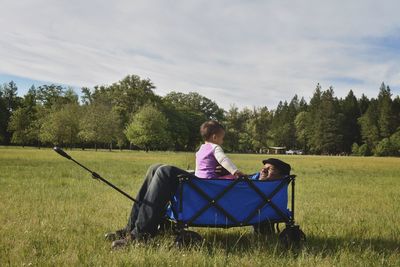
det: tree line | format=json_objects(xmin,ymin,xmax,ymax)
[{"xmin": 1, "ymin": 74, "xmax": 399, "ymax": 156}]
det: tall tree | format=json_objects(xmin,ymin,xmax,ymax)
[
  {"xmin": 223, "ymin": 105, "xmax": 252, "ymax": 152},
  {"xmin": 160, "ymin": 101, "xmax": 204, "ymax": 151},
  {"xmin": 1, "ymin": 81, "xmax": 22, "ymax": 144},
  {"xmin": 358, "ymin": 99, "xmax": 379, "ymax": 150},
  {"xmin": 377, "ymin": 82, "xmax": 394, "ymax": 139},
  {"xmin": 294, "ymin": 111, "xmax": 311, "ymax": 153},
  {"xmin": 125, "ymin": 105, "xmax": 171, "ymax": 151},
  {"xmin": 247, "ymin": 106, "xmax": 272, "ymax": 153},
  {"xmin": 81, "ymin": 87, "xmax": 93, "ymax": 105},
  {"xmin": 163, "ymin": 91, "xmax": 224, "ymax": 121},
  {"xmin": 78, "ymin": 103, "xmax": 122, "ymax": 151},
  {"xmin": 393, "ymin": 96, "xmax": 400, "ymax": 131},
  {"xmin": 36, "ymin": 84, "xmax": 65, "ymax": 108},
  {"xmin": 0, "ymin": 88, "xmax": 7, "ymax": 143},
  {"xmin": 358, "ymin": 94, "xmax": 370, "ymax": 115},
  {"xmin": 7, "ymin": 107, "xmax": 33, "ymax": 146},
  {"xmin": 270, "ymin": 96, "xmax": 299, "ymax": 149},
  {"xmin": 340, "ymin": 90, "xmax": 361, "ymax": 152},
  {"xmin": 39, "ymin": 103, "xmax": 81, "ymax": 147},
  {"xmin": 101, "ymin": 75, "xmax": 159, "ymax": 127},
  {"xmin": 309, "ymin": 87, "xmax": 343, "ymax": 154},
  {"xmin": 7, "ymin": 85, "xmax": 38, "ymax": 146}
]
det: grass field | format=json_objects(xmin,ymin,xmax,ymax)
[{"xmin": 0, "ymin": 147, "xmax": 399, "ymax": 266}]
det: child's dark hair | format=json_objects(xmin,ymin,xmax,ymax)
[{"xmin": 200, "ymin": 120, "xmax": 225, "ymax": 140}]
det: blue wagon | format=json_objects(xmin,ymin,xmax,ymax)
[{"xmin": 165, "ymin": 173, "xmax": 305, "ymax": 248}]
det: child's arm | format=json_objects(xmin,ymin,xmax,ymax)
[{"xmin": 213, "ymin": 145, "xmax": 242, "ymax": 176}]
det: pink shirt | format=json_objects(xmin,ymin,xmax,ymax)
[{"xmin": 195, "ymin": 143, "xmax": 238, "ymax": 179}]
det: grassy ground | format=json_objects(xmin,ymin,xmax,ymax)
[{"xmin": 0, "ymin": 147, "xmax": 399, "ymax": 266}]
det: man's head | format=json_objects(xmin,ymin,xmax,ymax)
[{"xmin": 260, "ymin": 158, "xmax": 291, "ymax": 180}]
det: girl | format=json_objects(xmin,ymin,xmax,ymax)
[{"xmin": 195, "ymin": 120, "xmax": 244, "ymax": 179}]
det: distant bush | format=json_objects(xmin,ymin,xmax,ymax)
[
  {"xmin": 358, "ymin": 144, "xmax": 371, "ymax": 156},
  {"xmin": 374, "ymin": 132, "xmax": 400, "ymax": 156},
  {"xmin": 374, "ymin": 138, "xmax": 393, "ymax": 156},
  {"xmin": 351, "ymin": 143, "xmax": 360, "ymax": 155}
]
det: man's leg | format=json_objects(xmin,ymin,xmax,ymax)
[
  {"xmin": 132, "ymin": 165, "xmax": 189, "ymax": 237},
  {"xmin": 112, "ymin": 165, "xmax": 189, "ymax": 248},
  {"xmin": 105, "ymin": 164, "xmax": 163, "ymax": 241},
  {"xmin": 125, "ymin": 164, "xmax": 163, "ymax": 232}
]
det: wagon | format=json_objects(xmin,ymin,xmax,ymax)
[{"xmin": 165, "ymin": 173, "xmax": 306, "ymax": 248}]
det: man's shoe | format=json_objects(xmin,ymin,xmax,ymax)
[
  {"xmin": 105, "ymin": 229, "xmax": 127, "ymax": 241},
  {"xmin": 111, "ymin": 238, "xmax": 130, "ymax": 249},
  {"xmin": 111, "ymin": 233, "xmax": 135, "ymax": 249}
]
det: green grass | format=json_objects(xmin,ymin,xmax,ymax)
[{"xmin": 0, "ymin": 147, "xmax": 399, "ymax": 266}]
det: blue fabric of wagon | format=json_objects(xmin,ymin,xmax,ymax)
[{"xmin": 167, "ymin": 177, "xmax": 291, "ymax": 226}]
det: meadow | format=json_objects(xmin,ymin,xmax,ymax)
[{"xmin": 0, "ymin": 147, "xmax": 399, "ymax": 266}]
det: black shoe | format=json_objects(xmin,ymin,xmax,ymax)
[
  {"xmin": 105, "ymin": 229, "xmax": 127, "ymax": 241},
  {"xmin": 111, "ymin": 233, "xmax": 135, "ymax": 249}
]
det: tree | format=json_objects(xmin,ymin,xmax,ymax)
[
  {"xmin": 7, "ymin": 107, "xmax": 35, "ymax": 146},
  {"xmin": 309, "ymin": 87, "xmax": 343, "ymax": 154},
  {"xmin": 2, "ymin": 81, "xmax": 21, "ymax": 112},
  {"xmin": 8, "ymin": 86, "xmax": 41, "ymax": 147},
  {"xmin": 36, "ymin": 84, "xmax": 64, "ymax": 108},
  {"xmin": 340, "ymin": 90, "xmax": 361, "ymax": 153},
  {"xmin": 389, "ymin": 130, "xmax": 400, "ymax": 156},
  {"xmin": 78, "ymin": 103, "xmax": 122, "ymax": 151},
  {"xmin": 0, "ymin": 89, "xmax": 7, "ymax": 144},
  {"xmin": 0, "ymin": 81, "xmax": 22, "ymax": 144},
  {"xmin": 269, "ymin": 95, "xmax": 300, "ymax": 150},
  {"xmin": 295, "ymin": 111, "xmax": 311, "ymax": 153},
  {"xmin": 351, "ymin": 143, "xmax": 360, "ymax": 156},
  {"xmin": 374, "ymin": 138, "xmax": 396, "ymax": 156},
  {"xmin": 223, "ymin": 105, "xmax": 252, "ymax": 152},
  {"xmin": 358, "ymin": 94, "xmax": 370, "ymax": 115},
  {"xmin": 163, "ymin": 91, "xmax": 224, "ymax": 121},
  {"xmin": 160, "ymin": 103, "xmax": 203, "ymax": 151},
  {"xmin": 162, "ymin": 91, "xmax": 224, "ymax": 151},
  {"xmin": 377, "ymin": 83, "xmax": 394, "ymax": 139},
  {"xmin": 358, "ymin": 100, "xmax": 380, "ymax": 149},
  {"xmin": 246, "ymin": 106, "xmax": 272, "ymax": 152},
  {"xmin": 99, "ymin": 75, "xmax": 159, "ymax": 127},
  {"xmin": 39, "ymin": 103, "xmax": 81, "ymax": 147},
  {"xmin": 81, "ymin": 87, "xmax": 93, "ymax": 105},
  {"xmin": 124, "ymin": 105, "xmax": 171, "ymax": 151},
  {"xmin": 392, "ymin": 96, "xmax": 400, "ymax": 128}
]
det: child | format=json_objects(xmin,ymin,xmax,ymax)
[{"xmin": 195, "ymin": 120, "xmax": 244, "ymax": 179}]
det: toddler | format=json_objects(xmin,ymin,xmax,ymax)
[{"xmin": 195, "ymin": 120, "xmax": 243, "ymax": 179}]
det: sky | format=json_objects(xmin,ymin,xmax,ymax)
[{"xmin": 1, "ymin": 0, "xmax": 400, "ymax": 109}]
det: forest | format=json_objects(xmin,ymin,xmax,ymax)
[{"xmin": 1, "ymin": 74, "xmax": 399, "ymax": 156}]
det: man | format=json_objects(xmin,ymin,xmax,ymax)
[
  {"xmin": 250, "ymin": 158, "xmax": 291, "ymax": 236},
  {"xmin": 107, "ymin": 164, "xmax": 193, "ymax": 248},
  {"xmin": 108, "ymin": 158, "xmax": 291, "ymax": 248}
]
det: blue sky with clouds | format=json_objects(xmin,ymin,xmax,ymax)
[{"xmin": 1, "ymin": 0, "xmax": 400, "ymax": 109}]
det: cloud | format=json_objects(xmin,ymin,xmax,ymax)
[{"xmin": 1, "ymin": 0, "xmax": 400, "ymax": 109}]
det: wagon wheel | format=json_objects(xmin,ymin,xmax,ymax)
[
  {"xmin": 174, "ymin": 230, "xmax": 203, "ymax": 248},
  {"xmin": 278, "ymin": 225, "xmax": 306, "ymax": 249}
]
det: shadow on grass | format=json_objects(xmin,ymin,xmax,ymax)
[
  {"xmin": 304, "ymin": 235, "xmax": 399, "ymax": 256},
  {"xmin": 170, "ymin": 230, "xmax": 399, "ymax": 257}
]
